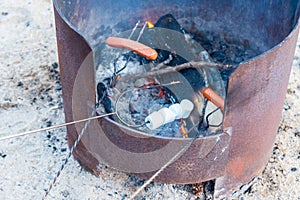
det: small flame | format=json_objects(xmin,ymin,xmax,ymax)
[
  {"xmin": 180, "ymin": 120, "xmax": 188, "ymax": 138},
  {"xmin": 147, "ymin": 21, "xmax": 154, "ymax": 29}
]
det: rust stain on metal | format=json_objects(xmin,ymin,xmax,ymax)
[
  {"xmin": 54, "ymin": 6, "xmax": 100, "ymax": 174},
  {"xmin": 215, "ymin": 19, "xmax": 300, "ymax": 199},
  {"xmin": 226, "ymin": 157, "xmax": 246, "ymax": 178}
]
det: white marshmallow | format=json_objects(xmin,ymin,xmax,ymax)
[
  {"xmin": 145, "ymin": 111, "xmax": 164, "ymax": 130},
  {"xmin": 145, "ymin": 99, "xmax": 194, "ymax": 130},
  {"xmin": 169, "ymin": 103, "xmax": 183, "ymax": 119},
  {"xmin": 158, "ymin": 107, "xmax": 176, "ymax": 124},
  {"xmin": 180, "ymin": 99, "xmax": 194, "ymax": 118}
]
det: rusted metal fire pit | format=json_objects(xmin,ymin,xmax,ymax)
[{"xmin": 53, "ymin": 0, "xmax": 300, "ymax": 199}]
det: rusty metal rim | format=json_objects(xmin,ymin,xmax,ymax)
[
  {"xmin": 53, "ymin": 1, "xmax": 92, "ymax": 47},
  {"xmin": 53, "ymin": 1, "xmax": 300, "ymax": 67}
]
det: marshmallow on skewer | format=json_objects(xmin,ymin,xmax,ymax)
[
  {"xmin": 180, "ymin": 99, "xmax": 194, "ymax": 118},
  {"xmin": 145, "ymin": 111, "xmax": 164, "ymax": 130},
  {"xmin": 169, "ymin": 103, "xmax": 183, "ymax": 119},
  {"xmin": 145, "ymin": 99, "xmax": 194, "ymax": 130}
]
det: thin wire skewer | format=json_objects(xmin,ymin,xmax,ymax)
[
  {"xmin": 43, "ymin": 108, "xmax": 106, "ymax": 199},
  {"xmin": 0, "ymin": 81, "xmax": 179, "ymax": 142},
  {"xmin": 0, "ymin": 112, "xmax": 115, "ymax": 142},
  {"xmin": 128, "ymin": 20, "xmax": 140, "ymax": 39},
  {"xmin": 129, "ymin": 122, "xmax": 200, "ymax": 200},
  {"xmin": 136, "ymin": 22, "xmax": 147, "ymax": 42}
]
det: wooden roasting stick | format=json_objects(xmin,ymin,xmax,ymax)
[{"xmin": 106, "ymin": 37, "xmax": 158, "ymax": 60}]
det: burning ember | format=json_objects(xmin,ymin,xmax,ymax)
[{"xmin": 95, "ymin": 14, "xmax": 256, "ymax": 138}]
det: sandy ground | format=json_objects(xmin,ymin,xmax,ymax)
[{"xmin": 0, "ymin": 1, "xmax": 299, "ymax": 199}]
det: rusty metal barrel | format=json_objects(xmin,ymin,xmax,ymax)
[{"xmin": 53, "ymin": 0, "xmax": 300, "ymax": 198}]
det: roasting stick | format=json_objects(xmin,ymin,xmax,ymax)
[
  {"xmin": 129, "ymin": 122, "xmax": 200, "ymax": 200},
  {"xmin": 0, "ymin": 113, "xmax": 114, "ymax": 142},
  {"xmin": 128, "ymin": 20, "xmax": 140, "ymax": 39},
  {"xmin": 136, "ymin": 21, "xmax": 147, "ymax": 41},
  {"xmin": 43, "ymin": 108, "xmax": 98, "ymax": 199}
]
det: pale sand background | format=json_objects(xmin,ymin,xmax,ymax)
[{"xmin": 0, "ymin": 1, "xmax": 299, "ymax": 199}]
